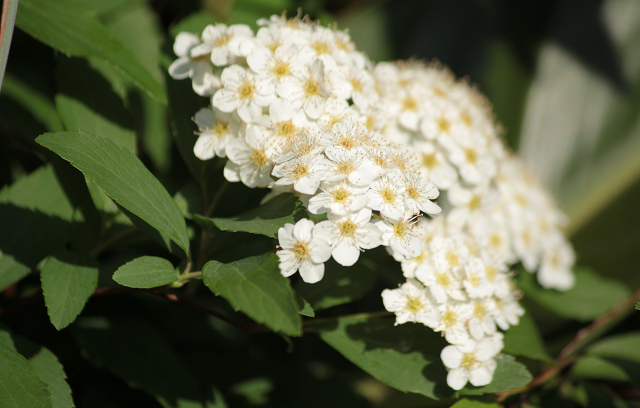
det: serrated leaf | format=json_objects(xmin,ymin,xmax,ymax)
[
  {"xmin": 41, "ymin": 253, "xmax": 98, "ymax": 330},
  {"xmin": 517, "ymin": 267, "xmax": 630, "ymax": 321},
  {"xmin": 194, "ymin": 193, "xmax": 307, "ymax": 239},
  {"xmin": 503, "ymin": 311, "xmax": 553, "ymax": 362},
  {"xmin": 202, "ymin": 253, "xmax": 302, "ymax": 336},
  {"xmin": 0, "ymin": 329, "xmax": 74, "ymax": 408},
  {"xmin": 295, "ymin": 257, "xmax": 377, "ymax": 311},
  {"xmin": 113, "ymin": 256, "xmax": 177, "ymax": 289},
  {"xmin": 316, "ymin": 316, "xmax": 449, "ymax": 399},
  {"xmin": 36, "ymin": 131, "xmax": 190, "ymax": 255},
  {"xmin": 458, "ymin": 354, "xmax": 532, "ymax": 395},
  {"xmin": 73, "ymin": 317, "xmax": 203, "ymax": 408},
  {"xmin": 0, "ymin": 342, "xmax": 51, "ymax": 408},
  {"xmin": 55, "ymin": 56, "xmax": 137, "ymax": 153},
  {"xmin": 15, "ymin": 0, "xmax": 166, "ymax": 104},
  {"xmin": 450, "ymin": 399, "xmax": 499, "ymax": 408}
]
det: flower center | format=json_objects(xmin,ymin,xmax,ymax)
[
  {"xmin": 311, "ymin": 41, "xmax": 330, "ymax": 55},
  {"xmin": 303, "ymin": 80, "xmax": 319, "ymax": 97},
  {"xmin": 461, "ymin": 111, "xmax": 473, "ymax": 126},
  {"xmin": 335, "ymin": 37, "xmax": 350, "ymax": 51},
  {"xmin": 250, "ymin": 150, "xmax": 268, "ymax": 167},
  {"xmin": 393, "ymin": 222, "xmax": 407, "ymax": 238},
  {"xmin": 406, "ymin": 296, "xmax": 423, "ymax": 313},
  {"xmin": 474, "ymin": 302, "xmax": 486, "ymax": 319},
  {"xmin": 292, "ymin": 242, "xmax": 309, "ymax": 259},
  {"xmin": 365, "ymin": 116, "xmax": 375, "ymax": 130},
  {"xmin": 485, "ymin": 266, "xmax": 496, "ymax": 282},
  {"xmin": 276, "ymin": 121, "xmax": 296, "ymax": 138},
  {"xmin": 267, "ymin": 41, "xmax": 281, "ymax": 53},
  {"xmin": 464, "ymin": 148, "xmax": 478, "ymax": 164},
  {"xmin": 443, "ymin": 310, "xmax": 457, "ymax": 327},
  {"xmin": 191, "ymin": 54, "xmax": 211, "ymax": 63},
  {"xmin": 350, "ymin": 78, "xmax": 363, "ymax": 93},
  {"xmin": 214, "ymin": 33, "xmax": 232, "ymax": 48},
  {"xmin": 339, "ymin": 220, "xmax": 357, "ymax": 237},
  {"xmin": 291, "ymin": 164, "xmax": 308, "ymax": 180},
  {"xmin": 337, "ymin": 161, "xmax": 354, "ymax": 174},
  {"xmin": 437, "ymin": 117, "xmax": 450, "ymax": 133},
  {"xmin": 272, "ymin": 60, "xmax": 290, "ymax": 78},
  {"xmin": 238, "ymin": 82, "xmax": 255, "ymax": 99},
  {"xmin": 468, "ymin": 273, "xmax": 481, "ymax": 287},
  {"xmin": 432, "ymin": 86, "xmax": 445, "ymax": 98},
  {"xmin": 461, "ymin": 353, "xmax": 477, "ymax": 369},
  {"xmin": 407, "ymin": 186, "xmax": 420, "ymax": 200},
  {"xmin": 332, "ymin": 188, "xmax": 349, "ymax": 203},
  {"xmin": 422, "ymin": 153, "xmax": 438, "ymax": 169},
  {"xmin": 489, "ymin": 234, "xmax": 502, "ymax": 249},
  {"xmin": 436, "ymin": 272, "xmax": 451, "ymax": 287},
  {"xmin": 402, "ymin": 96, "xmax": 418, "ymax": 111},
  {"xmin": 446, "ymin": 251, "xmax": 459, "ymax": 267},
  {"xmin": 468, "ymin": 195, "xmax": 481, "ymax": 210},
  {"xmin": 211, "ymin": 120, "xmax": 229, "ymax": 137},
  {"xmin": 337, "ymin": 136, "xmax": 356, "ymax": 150},
  {"xmin": 381, "ymin": 187, "xmax": 397, "ymax": 204}
]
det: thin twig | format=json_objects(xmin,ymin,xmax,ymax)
[
  {"xmin": 89, "ymin": 226, "xmax": 137, "ymax": 258},
  {"xmin": 155, "ymin": 292, "xmax": 261, "ymax": 333},
  {"xmin": 496, "ymin": 287, "xmax": 640, "ymax": 404}
]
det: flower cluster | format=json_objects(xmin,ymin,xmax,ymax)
[
  {"xmin": 372, "ymin": 61, "xmax": 575, "ymax": 291},
  {"xmin": 382, "ymin": 217, "xmax": 523, "ymax": 389},
  {"xmin": 168, "ymin": 13, "xmax": 575, "ymax": 392},
  {"xmin": 274, "ymin": 120, "xmax": 442, "ymax": 282}
]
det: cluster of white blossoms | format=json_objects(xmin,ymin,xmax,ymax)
[{"xmin": 168, "ymin": 13, "xmax": 574, "ymax": 392}]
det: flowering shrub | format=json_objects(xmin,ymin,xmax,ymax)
[{"xmin": 1, "ymin": 1, "xmax": 640, "ymax": 407}]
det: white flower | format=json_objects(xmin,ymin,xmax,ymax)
[
  {"xmin": 277, "ymin": 219, "xmax": 332, "ymax": 283},
  {"xmin": 277, "ymin": 59, "xmax": 331, "ymax": 119},
  {"xmin": 441, "ymin": 338, "xmax": 499, "ymax": 390},
  {"xmin": 168, "ymin": 32, "xmax": 218, "ymax": 96},
  {"xmin": 212, "ymin": 65, "xmax": 276, "ymax": 123},
  {"xmin": 256, "ymin": 98, "xmax": 310, "ymax": 141},
  {"xmin": 191, "ymin": 24, "xmax": 254, "ymax": 66},
  {"xmin": 366, "ymin": 176, "xmax": 406, "ymax": 220},
  {"xmin": 382, "ymin": 279, "xmax": 440, "ymax": 327},
  {"xmin": 307, "ymin": 180, "xmax": 369, "ymax": 216},
  {"xmin": 461, "ymin": 256, "xmax": 493, "ymax": 299},
  {"xmin": 414, "ymin": 141, "xmax": 458, "ymax": 190},
  {"xmin": 493, "ymin": 294, "xmax": 525, "ymax": 330},
  {"xmin": 415, "ymin": 260, "xmax": 466, "ymax": 304},
  {"xmin": 433, "ymin": 301, "xmax": 473, "ymax": 345},
  {"xmin": 402, "ymin": 172, "xmax": 441, "ymax": 216},
  {"xmin": 247, "ymin": 42, "xmax": 315, "ymax": 89},
  {"xmin": 271, "ymin": 153, "xmax": 327, "ymax": 195},
  {"xmin": 537, "ymin": 232, "xmax": 575, "ymax": 291},
  {"xmin": 468, "ymin": 298, "xmax": 498, "ymax": 340},
  {"xmin": 192, "ymin": 107, "xmax": 240, "ymax": 159},
  {"xmin": 322, "ymin": 148, "xmax": 377, "ymax": 187},
  {"xmin": 224, "ymin": 125, "xmax": 275, "ymax": 188},
  {"xmin": 377, "ymin": 215, "xmax": 422, "ymax": 260},
  {"xmin": 313, "ymin": 208, "xmax": 382, "ymax": 266}
]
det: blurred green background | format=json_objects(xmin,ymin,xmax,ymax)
[{"xmin": 2, "ymin": 0, "xmax": 640, "ymax": 407}]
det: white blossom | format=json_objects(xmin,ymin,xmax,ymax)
[{"xmin": 277, "ymin": 219, "xmax": 332, "ymax": 283}]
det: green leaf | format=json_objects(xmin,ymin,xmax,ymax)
[
  {"xmin": 315, "ymin": 316, "xmax": 449, "ymax": 399},
  {"xmin": 0, "ymin": 329, "xmax": 74, "ymax": 408},
  {"xmin": 600, "ymin": 358, "xmax": 640, "ymax": 391},
  {"xmin": 194, "ymin": 193, "xmax": 307, "ymax": 239},
  {"xmin": 294, "ymin": 294, "xmax": 315, "ymax": 318},
  {"xmin": 517, "ymin": 267, "xmax": 630, "ymax": 321},
  {"xmin": 587, "ymin": 332, "xmax": 640, "ymax": 362},
  {"xmin": 1, "ymin": 73, "xmax": 64, "ymax": 132},
  {"xmin": 36, "ymin": 131, "xmax": 190, "ymax": 255},
  {"xmin": 55, "ymin": 56, "xmax": 137, "ymax": 154},
  {"xmin": 458, "ymin": 354, "xmax": 532, "ymax": 395},
  {"xmin": 41, "ymin": 253, "xmax": 98, "ymax": 330},
  {"xmin": 15, "ymin": 0, "xmax": 167, "ymax": 104},
  {"xmin": 450, "ymin": 399, "xmax": 499, "ymax": 408},
  {"xmin": 73, "ymin": 317, "xmax": 203, "ymax": 408},
  {"xmin": 202, "ymin": 253, "xmax": 302, "ymax": 336},
  {"xmin": 113, "ymin": 256, "xmax": 177, "ymax": 289},
  {"xmin": 0, "ymin": 342, "xmax": 51, "ymax": 408},
  {"xmin": 295, "ymin": 257, "xmax": 377, "ymax": 311},
  {"xmin": 503, "ymin": 311, "xmax": 553, "ymax": 362},
  {"xmin": 636, "ymin": 301, "xmax": 639, "ymax": 310},
  {"xmin": 0, "ymin": 165, "xmax": 74, "ymax": 289},
  {"xmin": 572, "ymin": 356, "xmax": 629, "ymax": 382}
]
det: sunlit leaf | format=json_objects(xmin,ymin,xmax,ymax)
[
  {"xmin": 0, "ymin": 343, "xmax": 51, "ymax": 408},
  {"xmin": 113, "ymin": 256, "xmax": 178, "ymax": 289},
  {"xmin": 502, "ymin": 311, "xmax": 553, "ymax": 362}
]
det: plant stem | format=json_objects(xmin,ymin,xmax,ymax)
[
  {"xmin": 496, "ymin": 286, "xmax": 640, "ymax": 404},
  {"xmin": 0, "ymin": 0, "xmax": 19, "ymax": 92}
]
